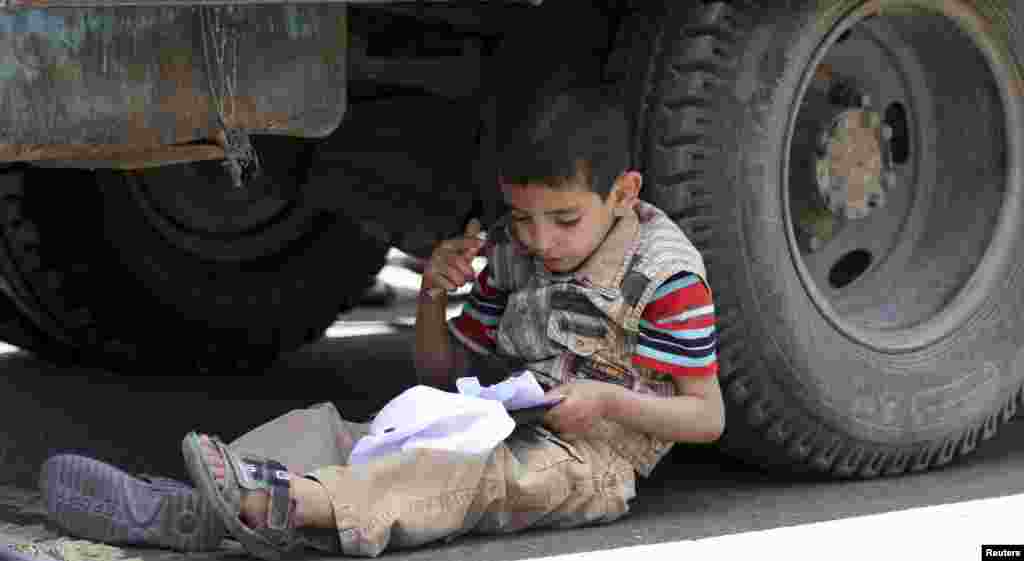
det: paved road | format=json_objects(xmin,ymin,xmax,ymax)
[{"xmin": 2, "ymin": 284, "xmax": 1023, "ymax": 560}]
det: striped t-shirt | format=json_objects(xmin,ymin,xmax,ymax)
[{"xmin": 450, "ymin": 267, "xmax": 718, "ymax": 378}]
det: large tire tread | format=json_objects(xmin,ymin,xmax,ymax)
[{"xmin": 620, "ymin": 0, "xmax": 1024, "ymax": 479}]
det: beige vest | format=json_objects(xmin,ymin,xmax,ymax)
[{"xmin": 484, "ymin": 200, "xmax": 709, "ymax": 477}]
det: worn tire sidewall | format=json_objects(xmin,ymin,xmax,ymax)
[
  {"xmin": 99, "ymin": 169, "xmax": 388, "ymax": 366},
  {"xmin": 719, "ymin": 0, "xmax": 1024, "ymax": 445}
]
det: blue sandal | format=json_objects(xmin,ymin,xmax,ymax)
[{"xmin": 39, "ymin": 454, "xmax": 227, "ymax": 551}]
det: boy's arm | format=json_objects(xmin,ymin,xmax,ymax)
[
  {"xmin": 603, "ymin": 271, "xmax": 724, "ymax": 443},
  {"xmin": 415, "ymin": 262, "xmax": 510, "ymax": 390},
  {"xmin": 413, "ymin": 279, "xmax": 472, "ymax": 391},
  {"xmin": 602, "ymin": 375, "xmax": 724, "ymax": 443}
]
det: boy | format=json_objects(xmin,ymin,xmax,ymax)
[{"xmin": 41, "ymin": 86, "xmax": 724, "ymax": 559}]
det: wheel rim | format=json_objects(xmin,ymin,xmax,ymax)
[
  {"xmin": 124, "ymin": 143, "xmax": 319, "ymax": 263},
  {"xmin": 784, "ymin": 2, "xmax": 1023, "ymax": 352}
]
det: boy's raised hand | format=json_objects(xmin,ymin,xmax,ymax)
[{"xmin": 424, "ymin": 218, "xmax": 487, "ymax": 297}]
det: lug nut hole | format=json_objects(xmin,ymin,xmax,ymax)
[
  {"xmin": 829, "ymin": 249, "xmax": 873, "ymax": 289},
  {"xmin": 884, "ymin": 102, "xmax": 910, "ymax": 165}
]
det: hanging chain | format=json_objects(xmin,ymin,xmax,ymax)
[{"xmin": 199, "ymin": 6, "xmax": 261, "ymax": 189}]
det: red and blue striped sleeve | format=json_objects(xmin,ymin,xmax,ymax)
[
  {"xmin": 632, "ymin": 271, "xmax": 718, "ymax": 377},
  {"xmin": 447, "ymin": 265, "xmax": 508, "ymax": 356}
]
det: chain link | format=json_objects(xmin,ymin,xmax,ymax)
[{"xmin": 199, "ymin": 6, "xmax": 261, "ymax": 189}]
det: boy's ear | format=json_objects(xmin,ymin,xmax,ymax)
[{"xmin": 613, "ymin": 171, "xmax": 643, "ymax": 214}]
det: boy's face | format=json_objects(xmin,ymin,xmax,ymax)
[{"xmin": 500, "ymin": 171, "xmax": 641, "ymax": 274}]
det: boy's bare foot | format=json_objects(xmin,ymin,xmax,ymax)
[
  {"xmin": 194, "ymin": 433, "xmax": 334, "ymax": 531},
  {"xmin": 198, "ymin": 434, "xmax": 272, "ymax": 529}
]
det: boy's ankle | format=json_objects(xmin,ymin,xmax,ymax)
[
  {"xmin": 291, "ymin": 476, "xmax": 333, "ymax": 529},
  {"xmin": 238, "ymin": 489, "xmax": 270, "ymax": 528}
]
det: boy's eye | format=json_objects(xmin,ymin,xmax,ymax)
[{"xmin": 510, "ymin": 215, "xmax": 578, "ymax": 226}]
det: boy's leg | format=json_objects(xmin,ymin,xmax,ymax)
[
  {"xmin": 309, "ymin": 425, "xmax": 637, "ymax": 557},
  {"xmin": 227, "ymin": 401, "xmax": 369, "ymax": 474},
  {"xmin": 472, "ymin": 427, "xmax": 637, "ymax": 534},
  {"xmin": 202, "ymin": 401, "xmax": 371, "ymax": 554},
  {"xmin": 35, "ymin": 402, "xmax": 363, "ymax": 553}
]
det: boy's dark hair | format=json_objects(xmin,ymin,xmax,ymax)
[{"xmin": 498, "ymin": 85, "xmax": 630, "ymax": 201}]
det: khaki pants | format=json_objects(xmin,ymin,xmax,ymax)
[{"xmin": 228, "ymin": 402, "xmax": 638, "ymax": 558}]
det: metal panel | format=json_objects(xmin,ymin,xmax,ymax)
[
  {"xmin": 3, "ymin": 1, "xmax": 540, "ymax": 8},
  {"xmin": 0, "ymin": 5, "xmax": 347, "ymax": 162}
]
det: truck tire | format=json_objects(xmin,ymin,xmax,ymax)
[
  {"xmin": 617, "ymin": 1, "xmax": 1024, "ymax": 477},
  {"xmin": 0, "ymin": 164, "xmax": 91, "ymax": 364},
  {"xmin": 0, "ymin": 137, "xmax": 389, "ymax": 373}
]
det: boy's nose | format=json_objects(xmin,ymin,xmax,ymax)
[{"xmin": 530, "ymin": 225, "xmax": 557, "ymax": 256}]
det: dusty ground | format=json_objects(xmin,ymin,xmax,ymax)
[
  {"xmin": 0, "ymin": 263, "xmax": 457, "ymax": 561},
  {"xmin": 5, "ymin": 262, "xmax": 1024, "ymax": 561}
]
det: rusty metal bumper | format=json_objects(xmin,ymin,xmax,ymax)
[
  {"xmin": 0, "ymin": 5, "xmax": 348, "ymax": 167},
  {"xmin": 3, "ymin": 0, "xmax": 541, "ymax": 7}
]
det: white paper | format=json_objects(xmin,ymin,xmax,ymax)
[
  {"xmin": 455, "ymin": 370, "xmax": 550, "ymax": 411},
  {"xmin": 348, "ymin": 385, "xmax": 515, "ymax": 465},
  {"xmin": 347, "ymin": 371, "xmax": 553, "ymax": 465}
]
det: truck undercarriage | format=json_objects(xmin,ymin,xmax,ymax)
[{"xmin": 0, "ymin": 0, "xmax": 1022, "ymax": 483}]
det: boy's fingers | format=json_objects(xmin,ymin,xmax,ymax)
[
  {"xmin": 465, "ymin": 239, "xmax": 486, "ymax": 256},
  {"xmin": 444, "ymin": 237, "xmax": 482, "ymax": 255},
  {"xmin": 447, "ymin": 259, "xmax": 468, "ymax": 282},
  {"xmin": 445, "ymin": 260, "xmax": 474, "ymax": 286},
  {"xmin": 543, "ymin": 388, "xmax": 566, "ymax": 400},
  {"xmin": 464, "ymin": 217, "xmax": 482, "ymax": 238},
  {"xmin": 433, "ymin": 269, "xmax": 458, "ymax": 292},
  {"xmin": 441, "ymin": 247, "xmax": 474, "ymax": 278},
  {"xmin": 461, "ymin": 218, "xmax": 485, "ymax": 257},
  {"xmin": 458, "ymin": 258, "xmax": 475, "ymax": 280}
]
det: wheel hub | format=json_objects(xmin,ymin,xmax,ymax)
[
  {"xmin": 786, "ymin": 5, "xmax": 1016, "ymax": 341},
  {"xmin": 796, "ymin": 65, "xmax": 899, "ymax": 252},
  {"xmin": 816, "ymin": 107, "xmax": 893, "ymax": 220}
]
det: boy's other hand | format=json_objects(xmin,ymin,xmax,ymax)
[
  {"xmin": 541, "ymin": 380, "xmax": 616, "ymax": 438},
  {"xmin": 424, "ymin": 218, "xmax": 487, "ymax": 293}
]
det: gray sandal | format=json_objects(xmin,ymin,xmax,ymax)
[{"xmin": 181, "ymin": 432, "xmax": 305, "ymax": 561}]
